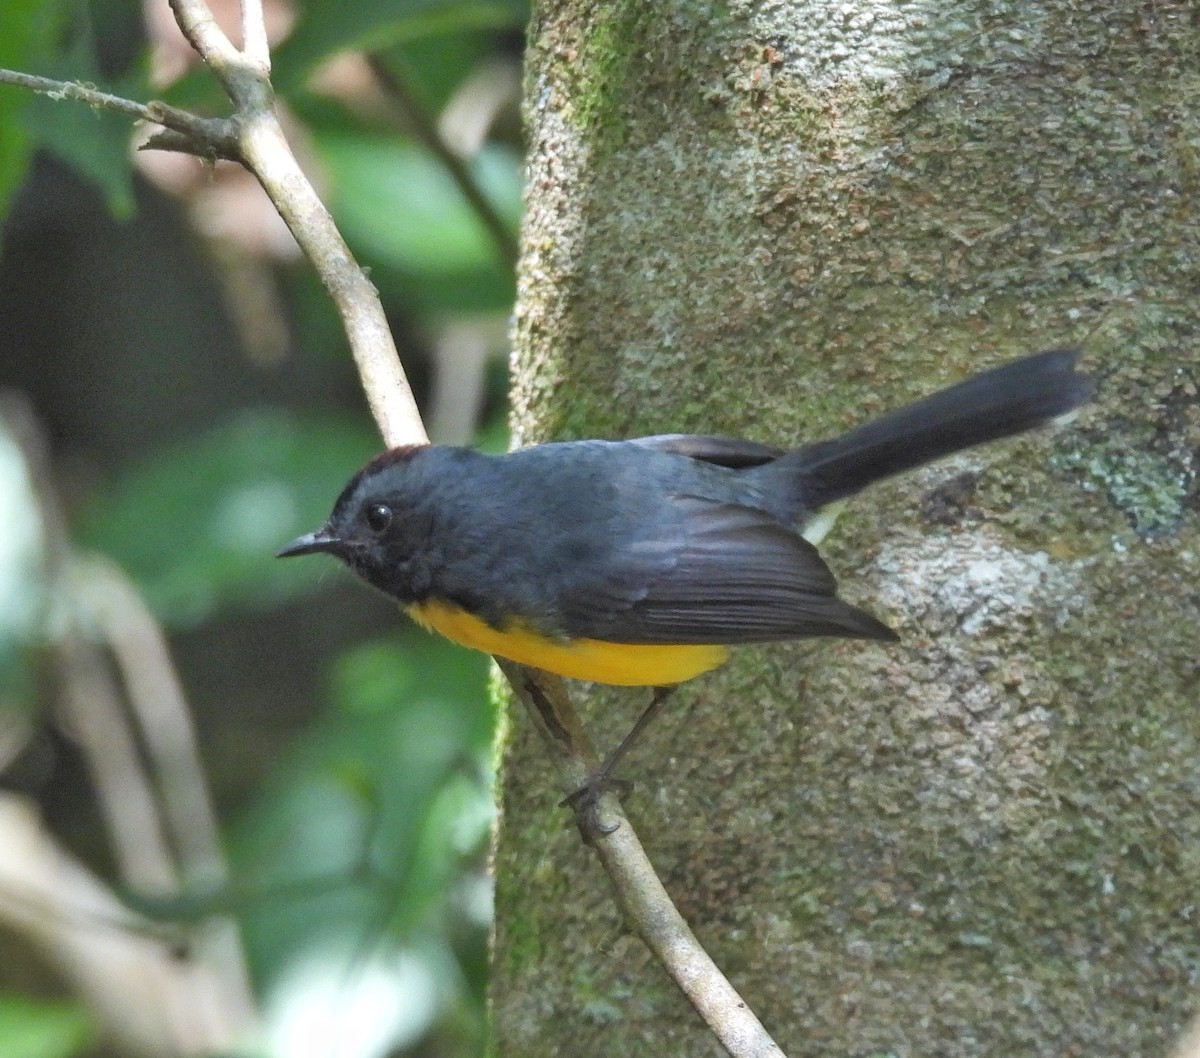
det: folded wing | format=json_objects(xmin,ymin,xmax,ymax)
[{"xmin": 558, "ymin": 496, "xmax": 896, "ymax": 645}]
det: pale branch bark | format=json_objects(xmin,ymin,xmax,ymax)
[
  {"xmin": 168, "ymin": 0, "xmax": 264, "ymax": 99},
  {"xmin": 160, "ymin": 0, "xmax": 779, "ymax": 1045},
  {"xmin": 239, "ymin": 0, "xmax": 271, "ymax": 72},
  {"xmin": 161, "ymin": 6, "xmax": 786, "ymax": 1050},
  {"xmin": 0, "ymin": 797, "xmax": 255, "ymax": 1057},
  {"xmin": 83, "ymin": 559, "xmax": 228, "ymax": 888},
  {"xmin": 235, "ymin": 111, "xmax": 426, "ymax": 447}
]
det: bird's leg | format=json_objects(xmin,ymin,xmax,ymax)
[{"xmin": 561, "ymin": 686, "xmax": 675, "ymax": 838}]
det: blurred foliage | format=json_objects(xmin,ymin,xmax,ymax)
[
  {"xmin": 19, "ymin": 17, "xmax": 144, "ymax": 217},
  {"xmin": 230, "ymin": 634, "xmax": 495, "ymax": 1056},
  {"xmin": 274, "ymin": 0, "xmax": 527, "ymax": 91},
  {"xmin": 0, "ymin": 996, "xmax": 93, "ymax": 1058},
  {"xmin": 0, "ymin": 0, "xmax": 55, "ymax": 227},
  {"xmin": 0, "ymin": 0, "xmax": 142, "ymax": 225},
  {"xmin": 0, "ymin": 0, "xmax": 527, "ymax": 1055},
  {"xmin": 319, "ymin": 135, "xmax": 521, "ymax": 312},
  {"xmin": 76, "ymin": 410, "xmax": 380, "ymax": 627}
]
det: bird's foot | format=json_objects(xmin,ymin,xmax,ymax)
[{"xmin": 559, "ymin": 775, "xmax": 632, "ymax": 842}]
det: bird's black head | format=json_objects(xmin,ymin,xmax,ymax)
[{"xmin": 276, "ymin": 445, "xmax": 436, "ymax": 603}]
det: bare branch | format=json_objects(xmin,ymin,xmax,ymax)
[
  {"xmin": 0, "ymin": 796, "xmax": 257, "ymax": 1057},
  {"xmin": 56, "ymin": 616, "xmax": 178, "ymax": 893},
  {"xmin": 497, "ymin": 664, "xmax": 788, "ymax": 1058},
  {"xmin": 0, "ymin": 68, "xmax": 239, "ymax": 158},
  {"xmin": 240, "ymin": 0, "xmax": 272, "ymax": 71},
  {"xmin": 0, "ymin": 67, "xmax": 160, "ymax": 120},
  {"xmin": 84, "ymin": 559, "xmax": 228, "ymax": 888},
  {"xmin": 139, "ymin": 127, "xmax": 239, "ymax": 161},
  {"xmin": 165, "ymin": 0, "xmax": 425, "ymax": 445},
  {"xmin": 0, "ymin": 396, "xmax": 258, "ymax": 1055},
  {"xmin": 167, "ymin": 0, "xmax": 253, "ymax": 93},
  {"xmin": 236, "ymin": 113, "xmax": 426, "ymax": 445}
]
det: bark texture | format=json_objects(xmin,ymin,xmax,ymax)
[{"xmin": 494, "ymin": 2, "xmax": 1200, "ymax": 1055}]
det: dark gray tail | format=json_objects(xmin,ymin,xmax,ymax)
[{"xmin": 778, "ymin": 348, "xmax": 1092, "ymax": 512}]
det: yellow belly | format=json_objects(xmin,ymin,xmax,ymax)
[{"xmin": 408, "ymin": 599, "xmax": 729, "ymax": 686}]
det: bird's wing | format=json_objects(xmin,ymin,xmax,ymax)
[
  {"xmin": 557, "ymin": 496, "xmax": 895, "ymax": 645},
  {"xmin": 627, "ymin": 434, "xmax": 786, "ymax": 469}
]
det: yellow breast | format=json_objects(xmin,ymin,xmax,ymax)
[{"xmin": 407, "ymin": 599, "xmax": 729, "ymax": 686}]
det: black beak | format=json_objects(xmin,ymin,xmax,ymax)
[{"xmin": 276, "ymin": 525, "xmax": 343, "ymax": 558}]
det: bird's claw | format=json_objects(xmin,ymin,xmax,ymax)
[{"xmin": 559, "ymin": 777, "xmax": 632, "ymax": 841}]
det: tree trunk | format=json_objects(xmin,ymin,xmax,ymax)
[{"xmin": 493, "ymin": 2, "xmax": 1200, "ymax": 1055}]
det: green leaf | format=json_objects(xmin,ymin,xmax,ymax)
[
  {"xmin": 75, "ymin": 410, "xmax": 379, "ymax": 626},
  {"xmin": 22, "ymin": 85, "xmax": 138, "ymax": 218},
  {"xmin": 22, "ymin": 9, "xmax": 147, "ymax": 217},
  {"xmin": 318, "ymin": 132, "xmax": 522, "ymax": 275},
  {"xmin": 315, "ymin": 130, "xmax": 520, "ymax": 313},
  {"xmin": 0, "ymin": 0, "xmax": 62, "ymax": 228},
  {"xmin": 274, "ymin": 0, "xmax": 528, "ymax": 90},
  {"xmin": 0, "ymin": 996, "xmax": 92, "ymax": 1058},
  {"xmin": 21, "ymin": 90, "xmax": 137, "ymax": 218}
]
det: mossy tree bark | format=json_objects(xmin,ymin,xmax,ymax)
[{"xmin": 493, "ymin": 2, "xmax": 1200, "ymax": 1055}]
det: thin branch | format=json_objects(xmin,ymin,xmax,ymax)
[
  {"xmin": 368, "ymin": 55, "xmax": 520, "ymax": 270},
  {"xmin": 167, "ymin": 0, "xmax": 253, "ymax": 94},
  {"xmin": 0, "ymin": 396, "xmax": 258, "ymax": 1051},
  {"xmin": 56, "ymin": 615, "xmax": 178, "ymax": 894},
  {"xmin": 82, "ymin": 556, "xmax": 256, "ymax": 1023},
  {"xmin": 0, "ymin": 796, "xmax": 256, "ymax": 1056},
  {"xmin": 1, "ymin": 395, "xmax": 174, "ymax": 894},
  {"xmin": 166, "ymin": 0, "xmax": 425, "ymax": 447},
  {"xmin": 0, "ymin": 67, "xmax": 240, "ymax": 158},
  {"xmin": 139, "ymin": 126, "xmax": 239, "ymax": 161},
  {"xmin": 237, "ymin": 113, "xmax": 426, "ymax": 445},
  {"xmin": 85, "ymin": 559, "xmax": 228, "ymax": 888},
  {"xmin": 171, "ymin": 2, "xmax": 777, "ymax": 1046},
  {"xmin": 240, "ymin": 0, "xmax": 271, "ymax": 71},
  {"xmin": 0, "ymin": 67, "xmax": 161, "ymax": 121},
  {"xmin": 497, "ymin": 663, "xmax": 788, "ymax": 1058}
]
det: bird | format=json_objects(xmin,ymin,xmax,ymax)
[{"xmin": 278, "ymin": 348, "xmax": 1092, "ymax": 825}]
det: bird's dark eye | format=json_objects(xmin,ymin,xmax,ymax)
[{"xmin": 365, "ymin": 504, "xmax": 393, "ymax": 533}]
